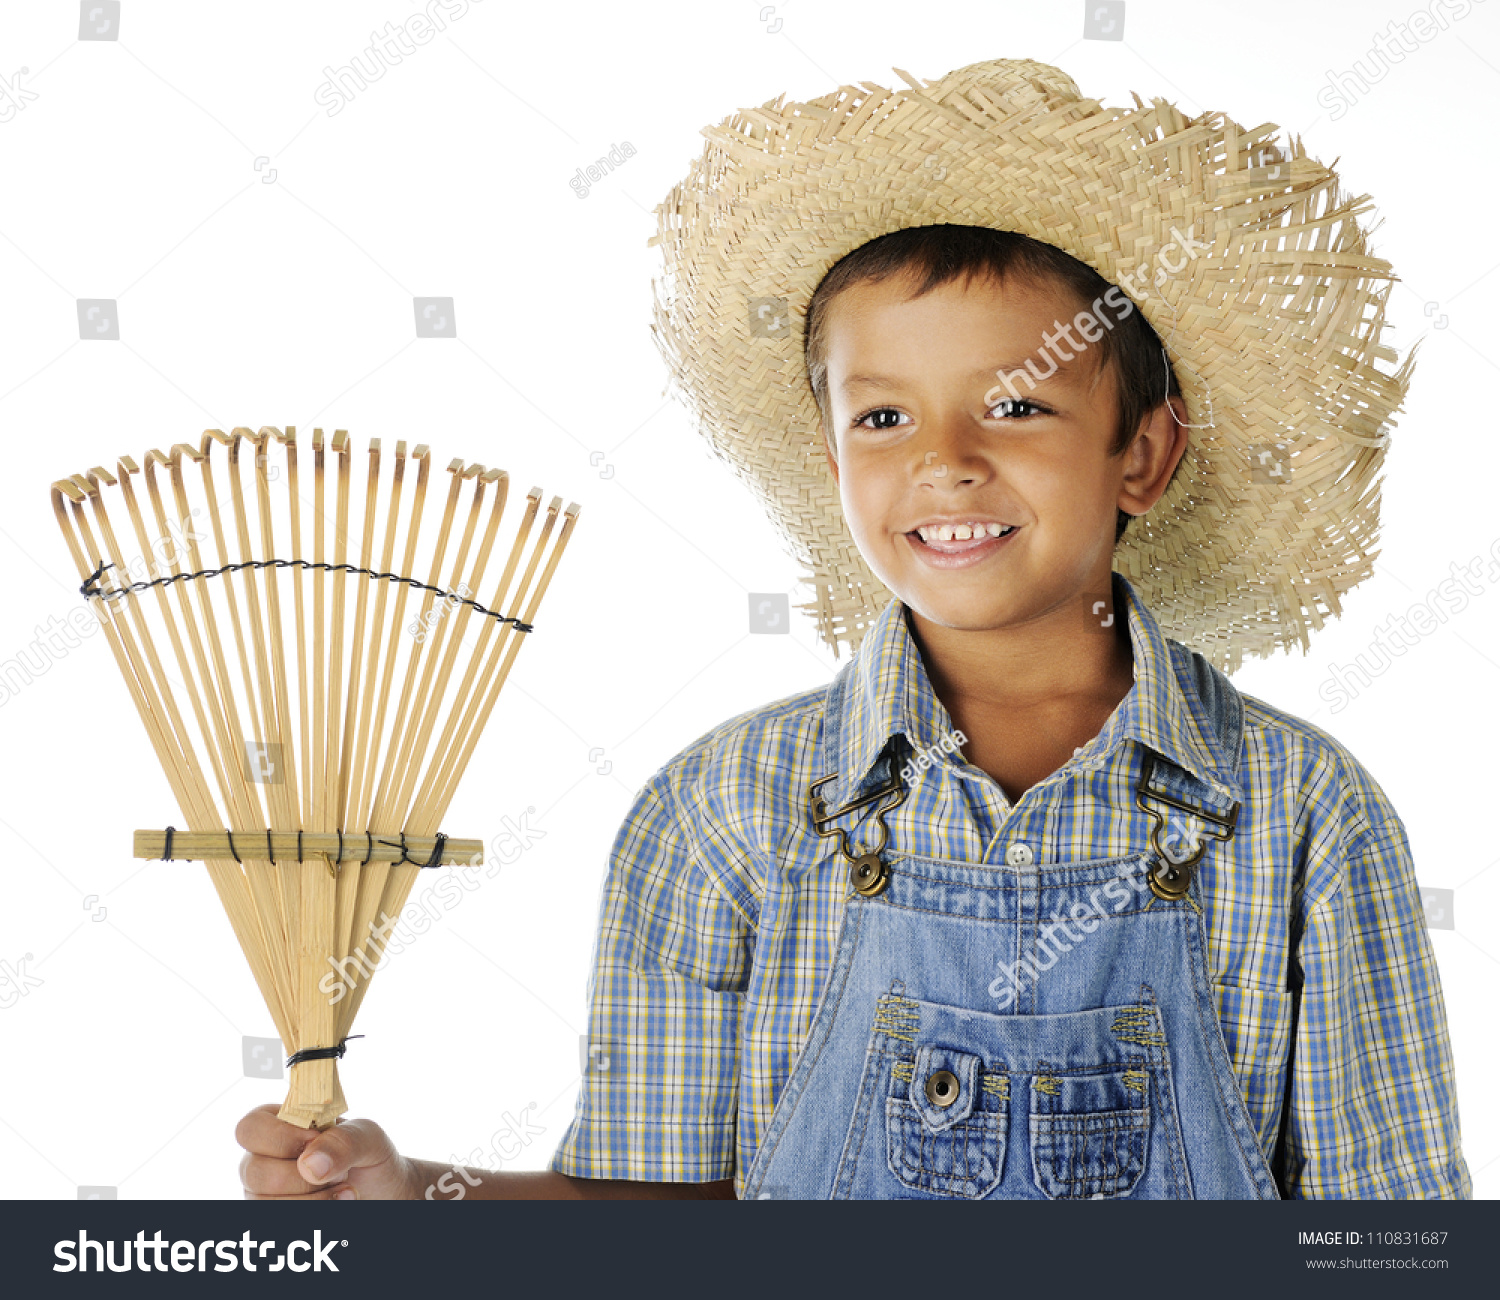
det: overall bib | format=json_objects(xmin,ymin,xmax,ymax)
[{"xmin": 741, "ymin": 654, "xmax": 1281, "ymax": 1200}]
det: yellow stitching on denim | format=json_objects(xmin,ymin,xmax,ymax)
[
  {"xmin": 873, "ymin": 994, "xmax": 921, "ymax": 1041},
  {"xmin": 1111, "ymin": 1008, "xmax": 1166, "ymax": 1047},
  {"xmin": 1123, "ymin": 1068, "xmax": 1149, "ymax": 1093},
  {"xmin": 892, "ymin": 1058, "xmax": 915, "ymax": 1082},
  {"xmin": 1034, "ymin": 1074, "xmax": 1061, "ymax": 1095}
]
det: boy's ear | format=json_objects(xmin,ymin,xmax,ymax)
[{"xmin": 1117, "ymin": 395, "xmax": 1189, "ymax": 520}]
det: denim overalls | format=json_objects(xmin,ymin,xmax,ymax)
[{"xmin": 740, "ymin": 646, "xmax": 1281, "ymax": 1200}]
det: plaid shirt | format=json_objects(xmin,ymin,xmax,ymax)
[{"xmin": 549, "ymin": 573, "xmax": 1471, "ymax": 1199}]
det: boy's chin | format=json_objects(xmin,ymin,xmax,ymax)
[{"xmin": 890, "ymin": 582, "xmax": 1021, "ymax": 631}]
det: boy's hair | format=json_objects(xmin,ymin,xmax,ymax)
[{"xmin": 803, "ymin": 224, "xmax": 1182, "ymax": 545}]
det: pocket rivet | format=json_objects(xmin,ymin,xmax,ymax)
[{"xmin": 925, "ymin": 1068, "xmax": 960, "ymax": 1107}]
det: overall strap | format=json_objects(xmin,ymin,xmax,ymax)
[
  {"xmin": 1134, "ymin": 645, "xmax": 1247, "ymax": 899},
  {"xmin": 808, "ymin": 659, "xmax": 910, "ymax": 898}
]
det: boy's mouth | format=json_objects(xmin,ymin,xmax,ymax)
[
  {"xmin": 904, "ymin": 522, "xmax": 1020, "ymax": 568},
  {"xmin": 907, "ymin": 522, "xmax": 1017, "ymax": 552}
]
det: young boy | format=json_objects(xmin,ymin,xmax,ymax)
[{"xmin": 236, "ymin": 58, "xmax": 1470, "ymax": 1200}]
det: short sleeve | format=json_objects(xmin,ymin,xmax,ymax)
[
  {"xmin": 548, "ymin": 774, "xmax": 753, "ymax": 1182},
  {"xmin": 1279, "ymin": 809, "xmax": 1472, "ymax": 1198}
]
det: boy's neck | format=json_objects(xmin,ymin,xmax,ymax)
[
  {"xmin": 905, "ymin": 599, "xmax": 1135, "ymax": 711},
  {"xmin": 903, "ymin": 599, "xmax": 1136, "ymax": 802}
]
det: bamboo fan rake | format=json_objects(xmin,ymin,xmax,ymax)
[{"xmin": 50, "ymin": 426, "xmax": 580, "ymax": 1129}]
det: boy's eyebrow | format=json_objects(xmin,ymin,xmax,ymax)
[
  {"xmin": 839, "ymin": 374, "xmax": 904, "ymax": 392},
  {"xmin": 840, "ymin": 362, "xmax": 1075, "ymax": 392}
]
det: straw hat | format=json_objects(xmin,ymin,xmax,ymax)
[{"xmin": 647, "ymin": 57, "xmax": 1413, "ymax": 676}]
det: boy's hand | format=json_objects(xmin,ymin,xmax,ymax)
[{"xmin": 236, "ymin": 1104, "xmax": 419, "ymax": 1200}]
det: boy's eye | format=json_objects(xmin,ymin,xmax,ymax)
[
  {"xmin": 990, "ymin": 397, "xmax": 1046, "ymax": 419},
  {"xmin": 851, "ymin": 399, "xmax": 1050, "ymax": 431},
  {"xmin": 851, "ymin": 407, "xmax": 910, "ymax": 431}
]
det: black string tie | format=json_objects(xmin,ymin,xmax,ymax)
[
  {"xmin": 286, "ymin": 1035, "xmax": 364, "ymax": 1069},
  {"xmin": 80, "ymin": 558, "xmax": 535, "ymax": 634},
  {"xmin": 154, "ymin": 827, "xmax": 451, "ymax": 868},
  {"xmin": 374, "ymin": 832, "xmax": 447, "ymax": 868}
]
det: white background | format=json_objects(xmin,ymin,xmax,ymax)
[{"xmin": 0, "ymin": 0, "xmax": 1495, "ymax": 1199}]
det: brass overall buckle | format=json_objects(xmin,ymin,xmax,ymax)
[
  {"xmin": 1134, "ymin": 750, "xmax": 1240, "ymax": 900},
  {"xmin": 809, "ymin": 754, "xmax": 908, "ymax": 898}
]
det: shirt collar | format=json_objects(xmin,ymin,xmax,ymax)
[{"xmin": 827, "ymin": 570, "xmax": 1241, "ymax": 806}]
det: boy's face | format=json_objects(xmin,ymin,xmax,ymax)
[{"xmin": 819, "ymin": 269, "xmax": 1185, "ymax": 643}]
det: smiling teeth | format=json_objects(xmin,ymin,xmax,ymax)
[{"xmin": 916, "ymin": 522, "xmax": 1014, "ymax": 542}]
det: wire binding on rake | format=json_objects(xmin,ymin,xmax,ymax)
[{"xmin": 79, "ymin": 558, "xmax": 536, "ymax": 634}]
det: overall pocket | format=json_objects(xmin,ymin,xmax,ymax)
[
  {"xmin": 1029, "ymin": 1066, "xmax": 1151, "ymax": 1199},
  {"xmin": 885, "ymin": 1043, "xmax": 1008, "ymax": 1198}
]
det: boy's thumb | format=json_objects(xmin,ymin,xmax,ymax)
[
  {"xmin": 296, "ymin": 1129, "xmax": 351, "ymax": 1184},
  {"xmin": 295, "ymin": 1117, "xmax": 386, "ymax": 1185}
]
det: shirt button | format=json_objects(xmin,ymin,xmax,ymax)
[{"xmin": 1005, "ymin": 842, "xmax": 1034, "ymax": 866}]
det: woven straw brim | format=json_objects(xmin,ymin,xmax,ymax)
[{"xmin": 647, "ymin": 57, "xmax": 1413, "ymax": 675}]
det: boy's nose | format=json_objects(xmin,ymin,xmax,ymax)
[{"xmin": 914, "ymin": 419, "xmax": 990, "ymax": 485}]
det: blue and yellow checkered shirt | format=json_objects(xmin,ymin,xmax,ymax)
[{"xmin": 549, "ymin": 572, "xmax": 1471, "ymax": 1199}]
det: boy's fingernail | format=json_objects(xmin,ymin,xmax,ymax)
[
  {"xmin": 303, "ymin": 1152, "xmax": 332, "ymax": 1179},
  {"xmin": 335, "ymin": 1188, "xmax": 357, "ymax": 1200}
]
